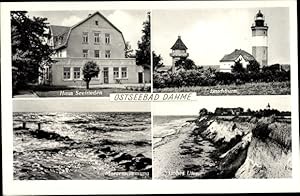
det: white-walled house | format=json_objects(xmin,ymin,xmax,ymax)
[
  {"xmin": 39, "ymin": 11, "xmax": 150, "ymax": 86},
  {"xmin": 219, "ymin": 49, "xmax": 256, "ymax": 72}
]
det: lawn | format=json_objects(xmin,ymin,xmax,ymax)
[{"xmin": 153, "ymin": 81, "xmax": 290, "ymax": 96}]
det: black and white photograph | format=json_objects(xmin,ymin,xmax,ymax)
[
  {"xmin": 153, "ymin": 8, "xmax": 291, "ymax": 95},
  {"xmin": 1, "ymin": 0, "xmax": 299, "ymax": 195},
  {"xmin": 13, "ymin": 100, "xmax": 152, "ymax": 180},
  {"xmin": 153, "ymin": 96, "xmax": 291, "ymax": 179},
  {"xmin": 12, "ymin": 10, "xmax": 151, "ymax": 98}
]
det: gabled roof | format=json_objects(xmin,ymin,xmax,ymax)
[
  {"xmin": 220, "ymin": 49, "xmax": 255, "ymax": 62},
  {"xmin": 50, "ymin": 11, "xmax": 126, "ymax": 50},
  {"xmin": 171, "ymin": 36, "xmax": 188, "ymax": 50}
]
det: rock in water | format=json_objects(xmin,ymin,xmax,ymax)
[
  {"xmin": 99, "ymin": 146, "xmax": 111, "ymax": 153},
  {"xmin": 112, "ymin": 153, "xmax": 133, "ymax": 162},
  {"xmin": 133, "ymin": 157, "xmax": 152, "ymax": 170},
  {"xmin": 135, "ymin": 153, "xmax": 145, "ymax": 158},
  {"xmin": 119, "ymin": 160, "xmax": 133, "ymax": 171},
  {"xmin": 108, "ymin": 151, "xmax": 119, "ymax": 157},
  {"xmin": 98, "ymin": 153, "xmax": 106, "ymax": 159}
]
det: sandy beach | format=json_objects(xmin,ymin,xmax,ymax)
[
  {"xmin": 153, "ymin": 118, "xmax": 197, "ymax": 179},
  {"xmin": 153, "ymin": 116, "xmax": 218, "ymax": 179}
]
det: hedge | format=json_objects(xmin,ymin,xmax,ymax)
[{"xmin": 154, "ymin": 68, "xmax": 290, "ymax": 88}]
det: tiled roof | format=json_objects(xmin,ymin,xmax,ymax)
[
  {"xmin": 220, "ymin": 49, "xmax": 255, "ymax": 62},
  {"xmin": 171, "ymin": 36, "xmax": 188, "ymax": 50},
  {"xmin": 50, "ymin": 11, "xmax": 126, "ymax": 50},
  {"xmin": 49, "ymin": 25, "xmax": 70, "ymax": 49}
]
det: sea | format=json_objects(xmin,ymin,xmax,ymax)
[
  {"xmin": 13, "ymin": 112, "xmax": 151, "ymax": 180},
  {"xmin": 153, "ymin": 115, "xmax": 197, "ymax": 147}
]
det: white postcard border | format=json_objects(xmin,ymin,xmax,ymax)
[{"xmin": 1, "ymin": 0, "xmax": 299, "ymax": 194}]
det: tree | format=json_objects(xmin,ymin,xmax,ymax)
[
  {"xmin": 175, "ymin": 57, "xmax": 197, "ymax": 70},
  {"xmin": 135, "ymin": 12, "xmax": 150, "ymax": 68},
  {"xmin": 262, "ymin": 64, "xmax": 281, "ymax": 73},
  {"xmin": 247, "ymin": 60, "xmax": 260, "ymax": 73},
  {"xmin": 152, "ymin": 51, "xmax": 164, "ymax": 71},
  {"xmin": 231, "ymin": 59, "xmax": 245, "ymax": 73},
  {"xmin": 199, "ymin": 108, "xmax": 208, "ymax": 117},
  {"xmin": 82, "ymin": 61, "xmax": 100, "ymax": 89},
  {"xmin": 125, "ymin": 41, "xmax": 135, "ymax": 58},
  {"xmin": 11, "ymin": 11, "xmax": 54, "ymax": 88}
]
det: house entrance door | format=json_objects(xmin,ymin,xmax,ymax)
[
  {"xmin": 138, "ymin": 72, "xmax": 143, "ymax": 84},
  {"xmin": 103, "ymin": 68, "xmax": 109, "ymax": 84}
]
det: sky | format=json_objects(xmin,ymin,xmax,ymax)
[
  {"xmin": 152, "ymin": 8, "xmax": 290, "ymax": 66},
  {"xmin": 28, "ymin": 10, "xmax": 149, "ymax": 51},
  {"xmin": 13, "ymin": 99, "xmax": 150, "ymax": 112},
  {"xmin": 152, "ymin": 95, "xmax": 291, "ymax": 116}
]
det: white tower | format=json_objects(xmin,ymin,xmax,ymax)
[{"xmin": 251, "ymin": 10, "xmax": 268, "ymax": 67}]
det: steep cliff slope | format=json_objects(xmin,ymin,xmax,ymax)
[
  {"xmin": 195, "ymin": 115, "xmax": 291, "ymax": 179},
  {"xmin": 236, "ymin": 117, "xmax": 292, "ymax": 178}
]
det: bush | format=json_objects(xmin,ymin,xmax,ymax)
[
  {"xmin": 154, "ymin": 69, "xmax": 217, "ymax": 88},
  {"xmin": 215, "ymin": 72, "xmax": 235, "ymax": 85},
  {"xmin": 252, "ymin": 123, "xmax": 271, "ymax": 141},
  {"xmin": 153, "ymin": 63, "xmax": 290, "ymax": 88}
]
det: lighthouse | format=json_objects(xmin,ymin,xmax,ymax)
[
  {"xmin": 251, "ymin": 10, "xmax": 268, "ymax": 67},
  {"xmin": 170, "ymin": 36, "xmax": 189, "ymax": 73}
]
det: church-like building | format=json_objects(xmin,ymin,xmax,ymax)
[{"xmin": 40, "ymin": 11, "xmax": 150, "ymax": 86}]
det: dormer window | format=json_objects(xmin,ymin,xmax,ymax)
[
  {"xmin": 95, "ymin": 20, "xmax": 98, "ymax": 25},
  {"xmin": 58, "ymin": 36, "xmax": 63, "ymax": 44}
]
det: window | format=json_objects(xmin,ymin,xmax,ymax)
[
  {"xmin": 55, "ymin": 50, "xmax": 61, "ymax": 58},
  {"xmin": 94, "ymin": 32, "xmax": 100, "ymax": 44},
  {"xmin": 95, "ymin": 20, "xmax": 98, "ymax": 25},
  {"xmin": 73, "ymin": 67, "xmax": 81, "ymax": 79},
  {"xmin": 82, "ymin": 32, "xmax": 88, "ymax": 44},
  {"xmin": 56, "ymin": 50, "xmax": 63, "ymax": 58},
  {"xmin": 113, "ymin": 67, "xmax": 119, "ymax": 79},
  {"xmin": 94, "ymin": 50, "xmax": 100, "ymax": 58},
  {"xmin": 45, "ymin": 67, "xmax": 50, "ymax": 80},
  {"xmin": 105, "ymin": 50, "xmax": 111, "ymax": 58},
  {"xmin": 121, "ymin": 67, "xmax": 127, "ymax": 78},
  {"xmin": 105, "ymin": 33, "xmax": 110, "ymax": 44},
  {"xmin": 83, "ymin": 49, "xmax": 88, "ymax": 58},
  {"xmin": 63, "ymin": 67, "xmax": 71, "ymax": 79},
  {"xmin": 58, "ymin": 36, "xmax": 63, "ymax": 45}
]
